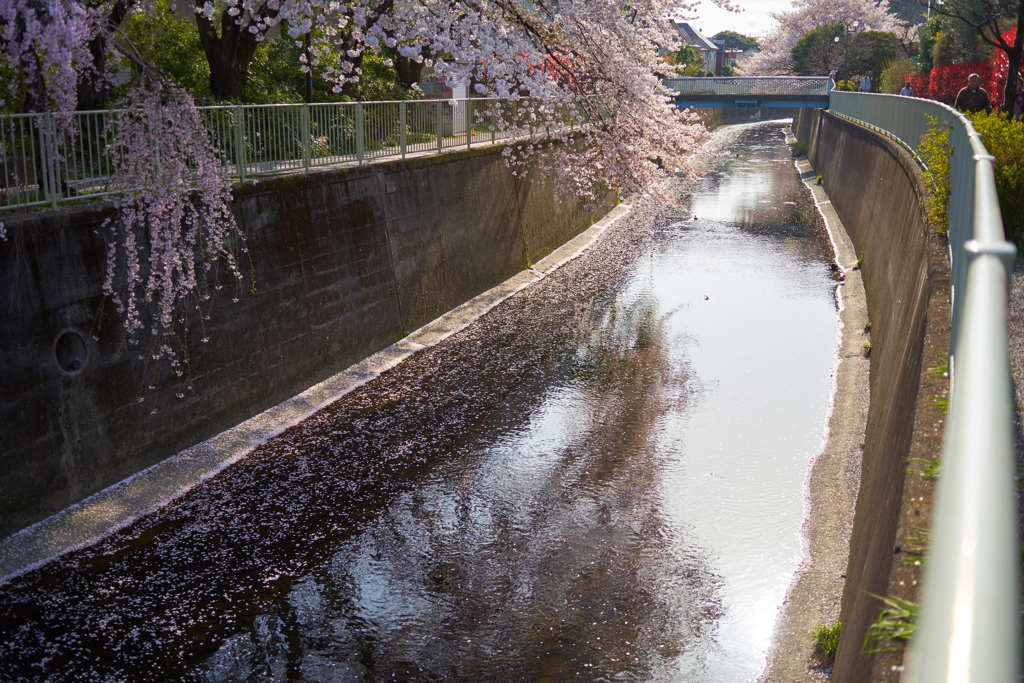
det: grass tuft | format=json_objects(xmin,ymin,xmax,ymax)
[
  {"xmin": 812, "ymin": 622, "xmax": 841, "ymax": 667},
  {"xmin": 927, "ymin": 353, "xmax": 949, "ymax": 376},
  {"xmin": 906, "ymin": 457, "xmax": 941, "ymax": 480},
  {"xmin": 863, "ymin": 595, "xmax": 917, "ymax": 653}
]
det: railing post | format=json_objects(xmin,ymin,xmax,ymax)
[
  {"xmin": 42, "ymin": 113, "xmax": 60, "ymax": 209},
  {"xmin": 355, "ymin": 102, "xmax": 365, "ymax": 165},
  {"xmin": 233, "ymin": 105, "xmax": 246, "ymax": 183},
  {"xmin": 301, "ymin": 103, "xmax": 311, "ymax": 173},
  {"xmin": 466, "ymin": 99, "xmax": 472, "ymax": 149},
  {"xmin": 436, "ymin": 100, "xmax": 443, "ymax": 154},
  {"xmin": 400, "ymin": 101, "xmax": 407, "ymax": 159}
]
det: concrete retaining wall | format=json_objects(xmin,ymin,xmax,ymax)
[
  {"xmin": 695, "ymin": 107, "xmax": 798, "ymax": 129},
  {"xmin": 793, "ymin": 109, "xmax": 950, "ymax": 681},
  {"xmin": 0, "ymin": 146, "xmax": 611, "ymax": 538}
]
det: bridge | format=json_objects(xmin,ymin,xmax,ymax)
[{"xmin": 665, "ymin": 76, "xmax": 833, "ymax": 109}]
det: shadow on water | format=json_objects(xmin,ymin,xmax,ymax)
[
  {"xmin": 0, "ymin": 122, "xmax": 838, "ymax": 682},
  {"xmin": 260, "ymin": 300, "xmax": 723, "ymax": 681}
]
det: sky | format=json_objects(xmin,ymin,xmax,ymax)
[{"xmin": 676, "ymin": 0, "xmax": 796, "ymax": 38}]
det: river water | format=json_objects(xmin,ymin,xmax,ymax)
[{"xmin": 0, "ymin": 121, "xmax": 839, "ymax": 681}]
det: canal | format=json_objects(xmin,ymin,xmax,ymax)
[{"xmin": 0, "ymin": 120, "xmax": 839, "ymax": 681}]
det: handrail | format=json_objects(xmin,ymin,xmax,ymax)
[
  {"xmin": 0, "ymin": 97, "xmax": 552, "ymax": 211},
  {"xmin": 829, "ymin": 91, "xmax": 1020, "ymax": 682}
]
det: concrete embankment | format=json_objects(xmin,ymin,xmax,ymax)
[
  {"xmin": 0, "ymin": 147, "xmax": 612, "ymax": 538},
  {"xmin": 791, "ymin": 109, "xmax": 950, "ymax": 681}
]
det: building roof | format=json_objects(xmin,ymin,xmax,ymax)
[{"xmin": 672, "ymin": 21, "xmax": 719, "ymax": 53}]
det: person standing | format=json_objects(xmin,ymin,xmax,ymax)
[
  {"xmin": 859, "ymin": 74, "xmax": 871, "ymax": 92},
  {"xmin": 954, "ymin": 73, "xmax": 992, "ymax": 114},
  {"xmin": 899, "ymin": 82, "xmax": 913, "ymax": 97}
]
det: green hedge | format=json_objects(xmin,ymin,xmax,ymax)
[{"xmin": 968, "ymin": 113, "xmax": 1024, "ymax": 248}]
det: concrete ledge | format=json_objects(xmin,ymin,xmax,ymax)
[
  {"xmin": 761, "ymin": 141, "xmax": 870, "ymax": 681},
  {"xmin": 0, "ymin": 202, "xmax": 631, "ymax": 585}
]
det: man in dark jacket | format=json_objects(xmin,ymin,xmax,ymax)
[{"xmin": 954, "ymin": 73, "xmax": 992, "ymax": 114}]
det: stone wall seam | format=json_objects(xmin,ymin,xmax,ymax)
[{"xmin": 0, "ymin": 146, "xmax": 610, "ymax": 538}]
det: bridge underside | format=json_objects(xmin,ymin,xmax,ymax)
[{"xmin": 674, "ymin": 95, "xmax": 829, "ymax": 109}]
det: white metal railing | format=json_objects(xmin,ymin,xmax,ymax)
[
  {"xmin": 0, "ymin": 98, "xmax": 557, "ymax": 211},
  {"xmin": 665, "ymin": 76, "xmax": 833, "ymax": 97},
  {"xmin": 829, "ymin": 91, "xmax": 1019, "ymax": 682}
]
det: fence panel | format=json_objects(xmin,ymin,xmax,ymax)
[{"xmin": 1, "ymin": 97, "xmax": 557, "ymax": 211}]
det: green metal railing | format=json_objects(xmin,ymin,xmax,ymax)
[
  {"xmin": 664, "ymin": 76, "xmax": 833, "ymax": 97},
  {"xmin": 829, "ymin": 91, "xmax": 1020, "ymax": 682},
  {"xmin": 0, "ymin": 98, "xmax": 548, "ymax": 211}
]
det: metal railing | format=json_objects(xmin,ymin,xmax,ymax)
[
  {"xmin": 664, "ymin": 76, "xmax": 833, "ymax": 97},
  {"xmin": 829, "ymin": 91, "xmax": 1020, "ymax": 682},
  {"xmin": 0, "ymin": 98, "xmax": 554, "ymax": 211}
]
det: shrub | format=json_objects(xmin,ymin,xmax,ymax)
[
  {"xmin": 881, "ymin": 58, "xmax": 916, "ymax": 94},
  {"xmin": 967, "ymin": 111, "xmax": 1024, "ymax": 247},
  {"xmin": 812, "ymin": 622, "xmax": 842, "ymax": 667},
  {"xmin": 918, "ymin": 114, "xmax": 952, "ymax": 232}
]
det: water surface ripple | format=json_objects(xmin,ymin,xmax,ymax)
[{"xmin": 0, "ymin": 122, "xmax": 838, "ymax": 682}]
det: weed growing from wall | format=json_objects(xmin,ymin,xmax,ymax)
[
  {"xmin": 863, "ymin": 594, "xmax": 918, "ymax": 653},
  {"xmin": 906, "ymin": 457, "xmax": 941, "ymax": 479}
]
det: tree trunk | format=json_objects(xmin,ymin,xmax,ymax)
[
  {"xmin": 195, "ymin": 6, "xmax": 261, "ymax": 101},
  {"xmin": 395, "ymin": 55, "xmax": 425, "ymax": 90},
  {"xmin": 77, "ymin": 0, "xmax": 134, "ymax": 110},
  {"xmin": 1000, "ymin": 1, "xmax": 1023, "ymax": 114}
]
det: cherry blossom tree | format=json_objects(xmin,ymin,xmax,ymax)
[
  {"xmin": 1, "ymin": 0, "xmax": 729, "ymax": 370},
  {"xmin": 740, "ymin": 0, "xmax": 908, "ymax": 75}
]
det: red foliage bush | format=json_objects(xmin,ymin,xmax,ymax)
[
  {"xmin": 912, "ymin": 29, "xmax": 1019, "ymax": 109},
  {"xmin": 928, "ymin": 61, "xmax": 994, "ymax": 105},
  {"xmin": 910, "ymin": 72, "xmax": 931, "ymax": 98}
]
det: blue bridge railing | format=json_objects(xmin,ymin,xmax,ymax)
[
  {"xmin": 665, "ymin": 76, "xmax": 833, "ymax": 109},
  {"xmin": 664, "ymin": 76, "xmax": 833, "ymax": 97}
]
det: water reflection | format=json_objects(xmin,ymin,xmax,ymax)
[
  {"xmin": 199, "ymin": 123, "xmax": 838, "ymax": 682},
  {"xmin": 0, "ymin": 122, "xmax": 838, "ymax": 683},
  {"xmin": 261, "ymin": 298, "xmax": 723, "ymax": 681}
]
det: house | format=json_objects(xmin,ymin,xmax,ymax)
[{"xmin": 672, "ymin": 21, "xmax": 721, "ymax": 75}]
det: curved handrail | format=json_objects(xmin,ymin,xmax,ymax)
[{"xmin": 829, "ymin": 91, "xmax": 1020, "ymax": 682}]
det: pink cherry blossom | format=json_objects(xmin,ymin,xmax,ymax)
[
  {"xmin": 3, "ymin": 0, "xmax": 735, "ymax": 368},
  {"xmin": 740, "ymin": 0, "xmax": 907, "ymax": 75}
]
